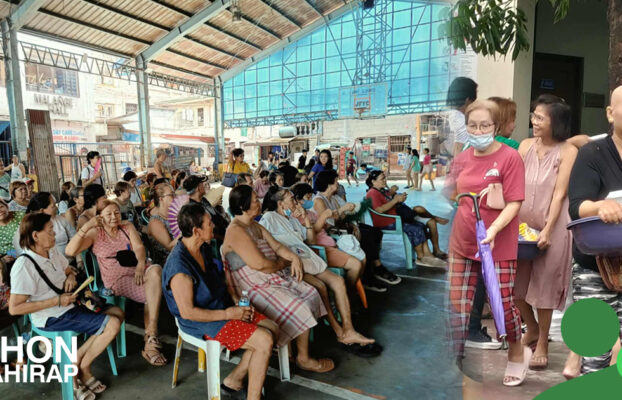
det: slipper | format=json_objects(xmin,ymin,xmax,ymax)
[
  {"xmin": 296, "ymin": 358, "xmax": 335, "ymax": 373},
  {"xmin": 529, "ymin": 354, "xmax": 548, "ymax": 370},
  {"xmin": 340, "ymin": 342, "xmax": 382, "ymax": 358},
  {"xmin": 73, "ymin": 384, "xmax": 95, "ymax": 400},
  {"xmin": 221, "ymin": 383, "xmax": 246, "ymax": 399},
  {"xmin": 503, "ymin": 346, "xmax": 532, "ymax": 387},
  {"xmin": 83, "ymin": 376, "xmax": 107, "ymax": 394}
]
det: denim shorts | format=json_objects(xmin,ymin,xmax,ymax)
[{"xmin": 41, "ymin": 307, "xmax": 110, "ymax": 336}]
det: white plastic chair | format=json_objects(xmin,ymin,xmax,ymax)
[{"xmin": 171, "ymin": 318, "xmax": 290, "ymax": 399}]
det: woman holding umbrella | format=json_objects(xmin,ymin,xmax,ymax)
[{"xmin": 445, "ymin": 100, "xmax": 528, "ymax": 386}]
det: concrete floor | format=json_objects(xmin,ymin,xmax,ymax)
[{"xmin": 0, "ymin": 179, "xmax": 569, "ymax": 399}]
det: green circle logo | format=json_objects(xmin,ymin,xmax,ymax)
[{"xmin": 561, "ymin": 298, "xmax": 619, "ymax": 357}]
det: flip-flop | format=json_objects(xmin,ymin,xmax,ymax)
[
  {"xmin": 340, "ymin": 343, "xmax": 382, "ymax": 358},
  {"xmin": 503, "ymin": 346, "xmax": 532, "ymax": 387},
  {"xmin": 296, "ymin": 358, "xmax": 335, "ymax": 373},
  {"xmin": 220, "ymin": 383, "xmax": 246, "ymax": 400},
  {"xmin": 83, "ymin": 376, "xmax": 107, "ymax": 394}
]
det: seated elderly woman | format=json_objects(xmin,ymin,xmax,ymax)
[
  {"xmin": 18, "ymin": 192, "xmax": 77, "ymax": 265},
  {"xmin": 63, "ymin": 186, "xmax": 84, "ymax": 230},
  {"xmin": 8, "ymin": 181, "xmax": 29, "ymax": 212},
  {"xmin": 163, "ymin": 202, "xmax": 278, "ymax": 400},
  {"xmin": 10, "ymin": 213, "xmax": 123, "ymax": 398},
  {"xmin": 365, "ymin": 170, "xmax": 447, "ymax": 269},
  {"xmin": 222, "ymin": 185, "xmax": 334, "ymax": 373},
  {"xmin": 77, "ymin": 184, "xmax": 108, "ymax": 231},
  {"xmin": 66, "ymin": 200, "xmax": 167, "ymax": 367},
  {"xmin": 260, "ymin": 186, "xmax": 379, "ymax": 356},
  {"xmin": 147, "ymin": 183, "xmax": 178, "ymax": 266}
]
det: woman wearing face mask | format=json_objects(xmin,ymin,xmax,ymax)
[
  {"xmin": 445, "ymin": 100, "xmax": 528, "ymax": 386},
  {"xmin": 259, "ymin": 187, "xmax": 379, "ymax": 355},
  {"xmin": 66, "ymin": 200, "xmax": 167, "ymax": 367}
]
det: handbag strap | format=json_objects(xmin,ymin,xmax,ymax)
[{"xmin": 18, "ymin": 253, "xmax": 64, "ymax": 295}]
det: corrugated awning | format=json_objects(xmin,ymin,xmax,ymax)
[{"xmin": 242, "ymin": 136, "xmax": 299, "ymax": 146}]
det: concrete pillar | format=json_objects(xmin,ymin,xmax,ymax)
[
  {"xmin": 219, "ymin": 89, "xmax": 226, "ymax": 167},
  {"xmin": 213, "ymin": 87, "xmax": 220, "ymax": 173},
  {"xmin": 1, "ymin": 19, "xmax": 27, "ymax": 159},
  {"xmin": 136, "ymin": 57, "xmax": 151, "ymax": 169},
  {"xmin": 475, "ymin": 0, "xmax": 536, "ymax": 142}
]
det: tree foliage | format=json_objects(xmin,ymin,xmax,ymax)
[{"xmin": 443, "ymin": 0, "xmax": 571, "ymax": 61}]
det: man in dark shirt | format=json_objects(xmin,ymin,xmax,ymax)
[
  {"xmin": 278, "ymin": 160, "xmax": 299, "ymax": 188},
  {"xmin": 183, "ymin": 175, "xmax": 229, "ymax": 243},
  {"xmin": 297, "ymin": 149, "xmax": 308, "ymax": 170}
]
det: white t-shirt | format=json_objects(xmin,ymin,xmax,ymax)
[
  {"xmin": 81, "ymin": 165, "xmax": 103, "ymax": 186},
  {"xmin": 130, "ymin": 186, "xmax": 142, "ymax": 205},
  {"xmin": 259, "ymin": 211, "xmax": 326, "ymax": 275},
  {"xmin": 447, "ymin": 109, "xmax": 468, "ymax": 155},
  {"xmin": 10, "ymin": 248, "xmax": 74, "ymax": 328}
]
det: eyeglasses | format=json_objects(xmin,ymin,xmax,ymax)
[
  {"xmin": 529, "ymin": 112, "xmax": 547, "ymax": 123},
  {"xmin": 466, "ymin": 123, "xmax": 495, "ymax": 133}
]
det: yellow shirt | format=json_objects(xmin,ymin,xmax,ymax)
[{"xmin": 228, "ymin": 161, "xmax": 251, "ymax": 174}]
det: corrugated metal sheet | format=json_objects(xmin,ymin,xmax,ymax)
[{"xmin": 0, "ymin": 0, "xmax": 350, "ymax": 82}]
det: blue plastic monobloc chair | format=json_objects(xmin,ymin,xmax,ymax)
[
  {"xmin": 363, "ymin": 209, "xmax": 414, "ymax": 270},
  {"xmin": 81, "ymin": 250, "xmax": 127, "ymax": 358}
]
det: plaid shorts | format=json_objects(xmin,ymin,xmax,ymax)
[{"xmin": 448, "ymin": 254, "xmax": 522, "ymax": 357}]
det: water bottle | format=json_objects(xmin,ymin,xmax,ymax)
[
  {"xmin": 238, "ymin": 290, "xmax": 250, "ymax": 307},
  {"xmin": 100, "ymin": 287, "xmax": 114, "ymax": 297}
]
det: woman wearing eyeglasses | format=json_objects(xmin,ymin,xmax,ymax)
[
  {"xmin": 513, "ymin": 95, "xmax": 576, "ymax": 372},
  {"xmin": 445, "ymin": 99, "xmax": 528, "ymax": 386},
  {"xmin": 147, "ymin": 183, "xmax": 178, "ymax": 266}
]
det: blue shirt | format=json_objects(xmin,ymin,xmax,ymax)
[
  {"xmin": 162, "ymin": 241, "xmax": 233, "ymax": 339},
  {"xmin": 311, "ymin": 163, "xmax": 327, "ymax": 192}
]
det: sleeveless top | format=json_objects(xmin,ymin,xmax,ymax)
[
  {"xmin": 149, "ymin": 214, "xmax": 173, "ymax": 266},
  {"xmin": 314, "ymin": 192, "xmax": 338, "ymax": 226},
  {"xmin": 10, "ymin": 164, "xmax": 23, "ymax": 181},
  {"xmin": 224, "ymin": 224, "xmax": 277, "ymax": 271}
]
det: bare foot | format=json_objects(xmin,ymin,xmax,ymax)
[
  {"xmin": 434, "ymin": 216, "xmax": 449, "ymax": 225},
  {"xmin": 338, "ymin": 330, "xmax": 375, "ymax": 345},
  {"xmin": 223, "ymin": 375, "xmax": 244, "ymax": 391},
  {"xmin": 563, "ymin": 351, "xmax": 581, "ymax": 380}
]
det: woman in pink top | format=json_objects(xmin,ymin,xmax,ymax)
[
  {"xmin": 418, "ymin": 148, "xmax": 436, "ymax": 191},
  {"xmin": 66, "ymin": 200, "xmax": 167, "ymax": 367},
  {"xmin": 445, "ymin": 100, "xmax": 528, "ymax": 387},
  {"xmin": 515, "ymin": 95, "xmax": 576, "ymax": 370},
  {"xmin": 253, "ymin": 170, "xmax": 271, "ymax": 199}
]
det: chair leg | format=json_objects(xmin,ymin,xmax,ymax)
[
  {"xmin": 116, "ymin": 297, "xmax": 127, "ymax": 358},
  {"xmin": 198, "ymin": 348, "xmax": 206, "ymax": 373},
  {"xmin": 403, "ymin": 233, "xmax": 413, "ymax": 270},
  {"xmin": 106, "ymin": 344, "xmax": 118, "ymax": 376},
  {"xmin": 224, "ymin": 349, "xmax": 231, "ymax": 361},
  {"xmin": 171, "ymin": 335, "xmax": 183, "ymax": 389},
  {"xmin": 60, "ymin": 332, "xmax": 74, "ymax": 400},
  {"xmin": 355, "ymin": 279, "xmax": 368, "ymax": 309},
  {"xmin": 278, "ymin": 345, "xmax": 291, "ymax": 382},
  {"xmin": 206, "ymin": 342, "xmax": 222, "ymax": 399}
]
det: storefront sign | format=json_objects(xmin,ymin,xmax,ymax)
[{"xmin": 34, "ymin": 94, "xmax": 73, "ymax": 116}]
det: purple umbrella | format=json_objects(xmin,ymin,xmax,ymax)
[{"xmin": 456, "ymin": 193, "xmax": 506, "ymax": 338}]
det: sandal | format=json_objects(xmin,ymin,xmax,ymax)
[
  {"xmin": 144, "ymin": 334, "xmax": 163, "ymax": 349},
  {"xmin": 503, "ymin": 346, "xmax": 532, "ymax": 387},
  {"xmin": 340, "ymin": 343, "xmax": 382, "ymax": 358},
  {"xmin": 73, "ymin": 384, "xmax": 95, "ymax": 400},
  {"xmin": 83, "ymin": 376, "xmax": 107, "ymax": 394},
  {"xmin": 296, "ymin": 358, "xmax": 335, "ymax": 373},
  {"xmin": 529, "ymin": 354, "xmax": 549, "ymax": 370},
  {"xmin": 142, "ymin": 335, "xmax": 167, "ymax": 366}
]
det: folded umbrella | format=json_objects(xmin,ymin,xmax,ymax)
[{"xmin": 456, "ymin": 193, "xmax": 506, "ymax": 338}]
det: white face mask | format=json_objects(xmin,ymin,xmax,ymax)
[{"xmin": 467, "ymin": 133, "xmax": 495, "ymax": 151}]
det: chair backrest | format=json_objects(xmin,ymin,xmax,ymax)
[
  {"xmin": 81, "ymin": 250, "xmax": 103, "ymax": 292},
  {"xmin": 141, "ymin": 209, "xmax": 150, "ymax": 225},
  {"xmin": 363, "ymin": 210, "xmax": 374, "ymax": 226}
]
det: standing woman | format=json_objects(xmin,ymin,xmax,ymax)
[
  {"xmin": 489, "ymin": 97, "xmax": 520, "ymax": 150},
  {"xmin": 153, "ymin": 149, "xmax": 171, "ymax": 180},
  {"xmin": 6, "ymin": 155, "xmax": 25, "ymax": 183},
  {"xmin": 409, "ymin": 149, "xmax": 421, "ymax": 190},
  {"xmin": 228, "ymin": 148, "xmax": 251, "ymax": 174},
  {"xmin": 514, "ymin": 95, "xmax": 576, "ymax": 370},
  {"xmin": 445, "ymin": 100, "xmax": 528, "ymax": 386},
  {"xmin": 308, "ymin": 150, "xmax": 333, "ymax": 193}
]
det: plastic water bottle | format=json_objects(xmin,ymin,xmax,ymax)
[
  {"xmin": 100, "ymin": 287, "xmax": 114, "ymax": 297},
  {"xmin": 238, "ymin": 290, "xmax": 250, "ymax": 307}
]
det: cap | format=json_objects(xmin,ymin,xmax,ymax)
[{"xmin": 183, "ymin": 174, "xmax": 208, "ymax": 193}]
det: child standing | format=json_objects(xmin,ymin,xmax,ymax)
[
  {"xmin": 410, "ymin": 149, "xmax": 421, "ymax": 190},
  {"xmin": 346, "ymin": 151, "xmax": 359, "ymax": 187},
  {"xmin": 418, "ymin": 148, "xmax": 435, "ymax": 191}
]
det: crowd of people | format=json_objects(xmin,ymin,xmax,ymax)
[
  {"xmin": 0, "ymin": 142, "xmax": 451, "ymax": 399},
  {"xmin": 445, "ymin": 77, "xmax": 622, "ymax": 388}
]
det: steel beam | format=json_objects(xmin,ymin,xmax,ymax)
[
  {"xmin": 138, "ymin": 0, "xmax": 231, "ymax": 63},
  {"xmin": 1, "ymin": 19, "xmax": 27, "ymax": 157},
  {"xmin": 136, "ymin": 57, "xmax": 151, "ymax": 169},
  {"xmin": 257, "ymin": 0, "xmax": 301, "ymax": 29},
  {"xmin": 7, "ymin": 0, "xmax": 46, "ymax": 30},
  {"xmin": 303, "ymin": 0, "xmax": 323, "ymax": 17},
  {"xmin": 219, "ymin": 0, "xmax": 360, "ymax": 82}
]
